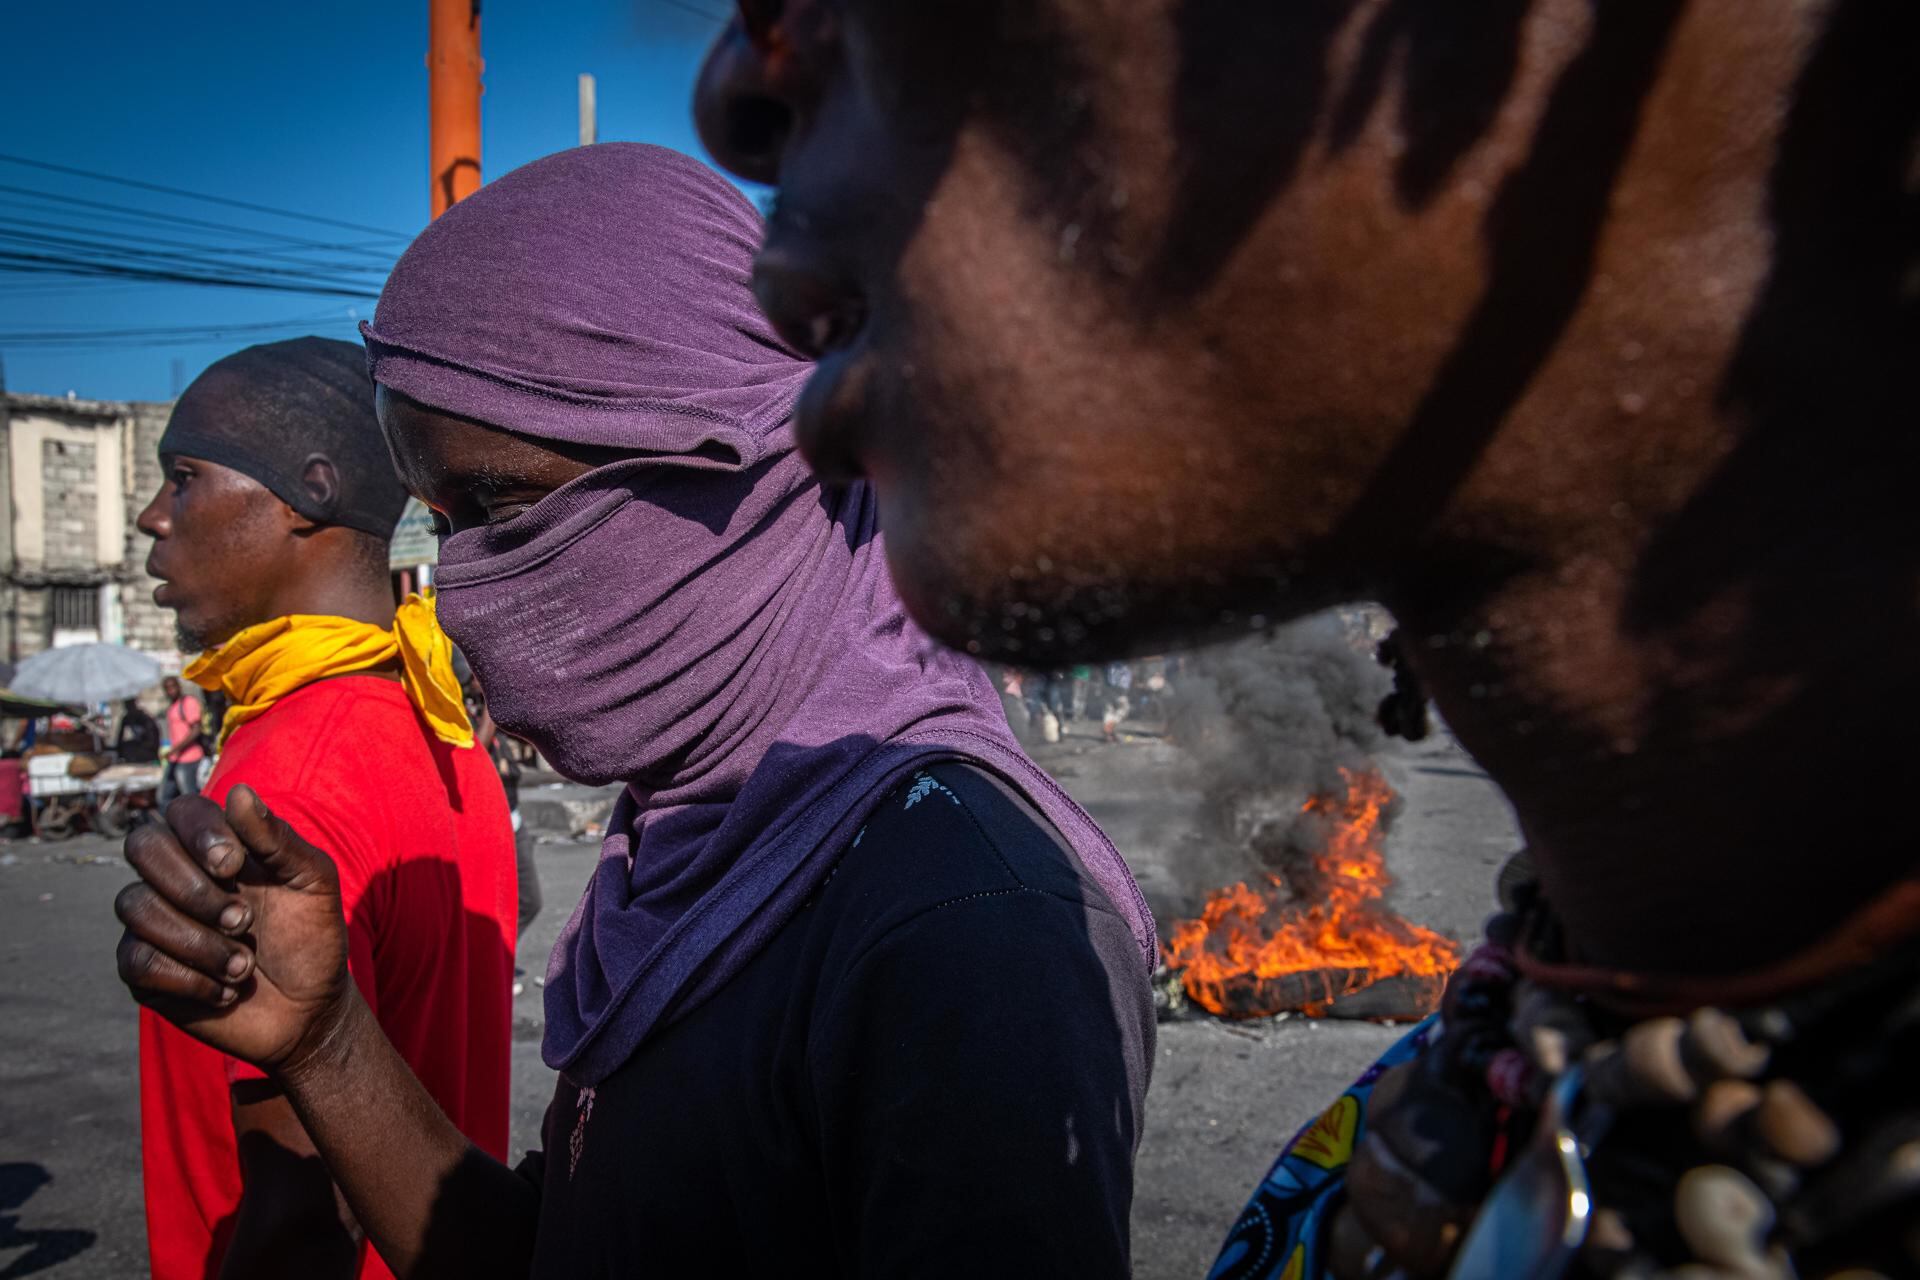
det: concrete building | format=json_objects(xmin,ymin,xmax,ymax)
[{"xmin": 1, "ymin": 391, "xmax": 176, "ymax": 667}]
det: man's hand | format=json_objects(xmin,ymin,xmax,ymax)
[
  {"xmin": 115, "ymin": 786, "xmax": 354, "ymax": 1074},
  {"xmin": 120, "ymin": 789, "xmax": 539, "ymax": 1280}
]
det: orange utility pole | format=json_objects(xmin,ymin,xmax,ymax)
[{"xmin": 428, "ymin": 0, "xmax": 483, "ymax": 218}]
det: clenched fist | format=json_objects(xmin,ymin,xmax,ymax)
[{"xmin": 115, "ymin": 786, "xmax": 354, "ymax": 1075}]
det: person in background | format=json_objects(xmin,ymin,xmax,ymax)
[
  {"xmin": 693, "ymin": 3, "xmax": 1920, "ymax": 1274},
  {"xmin": 195, "ymin": 689, "xmax": 230, "ymax": 792},
  {"xmin": 1100, "ymin": 662, "xmax": 1132, "ymax": 744},
  {"xmin": 113, "ymin": 698, "xmax": 160, "ymax": 765},
  {"xmin": 1136, "ymin": 658, "xmax": 1172, "ymax": 721},
  {"xmin": 157, "ymin": 675, "xmax": 204, "ymax": 806},
  {"xmin": 1048, "ymin": 667, "xmax": 1080, "ymax": 728},
  {"xmin": 1024, "ymin": 669, "xmax": 1063, "ymax": 742},
  {"xmin": 127, "ymin": 336, "xmax": 518, "ymax": 1280}
]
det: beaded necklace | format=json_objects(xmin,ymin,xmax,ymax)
[{"xmin": 1328, "ymin": 853, "xmax": 1920, "ymax": 1278}]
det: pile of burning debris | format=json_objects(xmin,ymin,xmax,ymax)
[{"xmin": 1157, "ymin": 766, "xmax": 1460, "ymax": 1024}]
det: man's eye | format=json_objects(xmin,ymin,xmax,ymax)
[{"xmin": 169, "ymin": 468, "xmax": 192, "ymax": 488}]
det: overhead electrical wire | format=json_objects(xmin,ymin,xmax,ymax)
[
  {"xmin": 0, "ymin": 308, "xmax": 359, "ymax": 349},
  {"xmin": 654, "ymin": 0, "xmax": 731, "ymax": 24},
  {"xmin": 0, "ymin": 152, "xmax": 414, "ymax": 243},
  {"xmin": 0, "ymin": 249, "xmax": 381, "ymax": 299},
  {"xmin": 0, "ymin": 211, "xmax": 394, "ymax": 274},
  {"xmin": 0, "ymin": 190, "xmax": 397, "ymax": 298},
  {"xmin": 0, "ymin": 235, "xmax": 385, "ymax": 293},
  {"xmin": 0, "ymin": 194, "xmax": 399, "ymax": 254},
  {"xmin": 0, "ymin": 157, "xmax": 406, "ymax": 351},
  {"xmin": 0, "ymin": 224, "xmax": 389, "ymax": 290},
  {"xmin": 0, "ymin": 185, "xmax": 403, "ymax": 262},
  {"xmin": 3, "ymin": 329, "xmax": 356, "ymax": 352},
  {"xmin": 0, "ymin": 278, "xmax": 150, "ymax": 294},
  {"xmin": 4, "ymin": 314, "xmax": 343, "ymax": 338}
]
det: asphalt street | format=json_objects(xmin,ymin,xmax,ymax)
[{"xmin": 0, "ymin": 729, "xmax": 1515, "ymax": 1279}]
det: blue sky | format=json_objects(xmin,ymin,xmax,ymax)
[{"xmin": 0, "ymin": 0, "xmax": 737, "ymax": 401}]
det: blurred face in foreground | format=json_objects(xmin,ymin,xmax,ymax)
[
  {"xmin": 695, "ymin": 0, "xmax": 1905, "ymax": 654},
  {"xmin": 697, "ymin": 0, "xmax": 1920, "ymax": 974}
]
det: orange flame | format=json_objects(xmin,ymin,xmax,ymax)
[{"xmin": 1162, "ymin": 767, "xmax": 1461, "ymax": 1018}]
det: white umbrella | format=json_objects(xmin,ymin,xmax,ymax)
[{"xmin": 11, "ymin": 642, "xmax": 165, "ymax": 705}]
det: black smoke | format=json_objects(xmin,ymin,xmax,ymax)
[{"xmin": 1165, "ymin": 608, "xmax": 1402, "ymax": 913}]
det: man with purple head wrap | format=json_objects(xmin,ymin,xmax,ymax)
[{"xmin": 116, "ymin": 142, "xmax": 1156, "ymax": 1278}]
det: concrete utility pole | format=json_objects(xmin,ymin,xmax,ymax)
[
  {"xmin": 579, "ymin": 74, "xmax": 597, "ymax": 147},
  {"xmin": 429, "ymin": 0, "xmax": 483, "ymax": 218}
]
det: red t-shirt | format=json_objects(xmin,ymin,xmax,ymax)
[{"xmin": 139, "ymin": 676, "xmax": 518, "ymax": 1280}]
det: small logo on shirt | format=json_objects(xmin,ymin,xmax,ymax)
[
  {"xmin": 904, "ymin": 770, "xmax": 960, "ymax": 810},
  {"xmin": 568, "ymin": 1084, "xmax": 596, "ymax": 1180}
]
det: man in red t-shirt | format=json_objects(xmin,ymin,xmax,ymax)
[{"xmin": 130, "ymin": 338, "xmax": 517, "ymax": 1280}]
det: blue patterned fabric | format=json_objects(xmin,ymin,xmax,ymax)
[{"xmin": 1206, "ymin": 1017, "xmax": 1439, "ymax": 1280}]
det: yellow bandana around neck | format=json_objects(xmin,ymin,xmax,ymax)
[{"xmin": 183, "ymin": 590, "xmax": 474, "ymax": 751}]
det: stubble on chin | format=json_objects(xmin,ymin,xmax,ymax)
[
  {"xmin": 173, "ymin": 620, "xmax": 210, "ymax": 656},
  {"xmin": 172, "ymin": 600, "xmax": 253, "ymax": 656}
]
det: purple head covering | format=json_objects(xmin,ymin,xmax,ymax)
[{"xmin": 363, "ymin": 144, "xmax": 1154, "ymax": 1084}]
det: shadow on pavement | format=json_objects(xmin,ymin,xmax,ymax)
[{"xmin": 0, "ymin": 1163, "xmax": 97, "ymax": 1278}]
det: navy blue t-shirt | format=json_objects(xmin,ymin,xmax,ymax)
[{"xmin": 519, "ymin": 763, "xmax": 1155, "ymax": 1278}]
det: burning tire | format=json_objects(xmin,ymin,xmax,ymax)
[{"xmin": 1161, "ymin": 768, "xmax": 1460, "ymax": 1023}]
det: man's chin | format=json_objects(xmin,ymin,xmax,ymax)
[
  {"xmin": 169, "ymin": 597, "xmax": 258, "ymax": 655},
  {"xmin": 172, "ymin": 615, "xmax": 238, "ymax": 656},
  {"xmin": 896, "ymin": 577, "xmax": 1175, "ymax": 666},
  {"xmin": 894, "ymin": 553, "xmax": 1345, "ymax": 666}
]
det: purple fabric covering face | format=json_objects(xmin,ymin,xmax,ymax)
[{"xmin": 363, "ymin": 144, "xmax": 1156, "ymax": 1085}]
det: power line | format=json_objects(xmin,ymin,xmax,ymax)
[
  {"xmin": 0, "ymin": 309, "xmax": 358, "ymax": 349},
  {"xmin": 0, "ymin": 238, "xmax": 387, "ymax": 298},
  {"xmin": 0, "ymin": 161, "xmax": 401, "ymax": 344},
  {"xmin": 3, "ymin": 331, "xmax": 355, "ymax": 352},
  {"xmin": 0, "ymin": 223, "xmax": 390, "ymax": 287},
  {"xmin": 0, "ymin": 212, "xmax": 394, "ymax": 275},
  {"xmin": 0, "ymin": 278, "xmax": 150, "ymax": 294},
  {"xmin": 1, "ymin": 310, "xmax": 352, "ymax": 338},
  {"xmin": 0, "ymin": 195, "xmax": 399, "ymax": 257},
  {"xmin": 654, "ymin": 0, "xmax": 730, "ymax": 24},
  {"xmin": 0, "ymin": 185, "xmax": 402, "ymax": 262},
  {"xmin": 0, "ymin": 249, "xmax": 381, "ymax": 300},
  {"xmin": 4, "ymin": 320, "xmax": 339, "ymax": 340},
  {"xmin": 0, "ymin": 222, "xmax": 388, "ymax": 273},
  {"xmin": 0, "ymin": 152, "xmax": 415, "ymax": 243}
]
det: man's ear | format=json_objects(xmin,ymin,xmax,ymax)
[{"xmin": 298, "ymin": 455, "xmax": 342, "ymax": 525}]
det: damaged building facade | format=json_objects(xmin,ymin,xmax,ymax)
[{"xmin": 0, "ymin": 391, "xmax": 175, "ymax": 666}]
